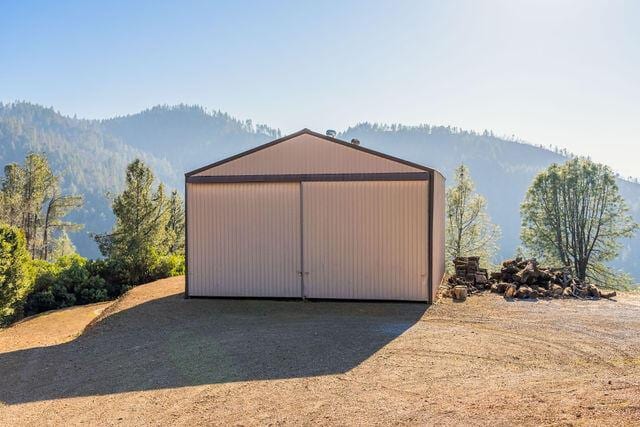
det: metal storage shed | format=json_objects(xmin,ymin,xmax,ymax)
[{"xmin": 185, "ymin": 129, "xmax": 445, "ymax": 302}]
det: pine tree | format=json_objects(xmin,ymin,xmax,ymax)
[
  {"xmin": 0, "ymin": 164, "xmax": 26, "ymax": 228},
  {"xmin": 164, "ymin": 190, "xmax": 185, "ymax": 254},
  {"xmin": 21, "ymin": 153, "xmax": 54, "ymax": 257},
  {"xmin": 50, "ymin": 230, "xmax": 77, "ymax": 260},
  {"xmin": 42, "ymin": 191, "xmax": 83, "ymax": 261},
  {"xmin": 0, "ymin": 153, "xmax": 82, "ymax": 260},
  {"xmin": 445, "ymin": 164, "xmax": 501, "ymax": 270},
  {"xmin": 95, "ymin": 159, "xmax": 172, "ymax": 284}
]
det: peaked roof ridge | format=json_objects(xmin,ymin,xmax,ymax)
[{"xmin": 185, "ymin": 128, "xmax": 439, "ymax": 177}]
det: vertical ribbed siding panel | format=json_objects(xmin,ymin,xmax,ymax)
[
  {"xmin": 302, "ymin": 181, "xmax": 428, "ymax": 301},
  {"xmin": 187, "ymin": 182, "xmax": 301, "ymax": 297},
  {"xmin": 431, "ymin": 172, "xmax": 446, "ymax": 300}
]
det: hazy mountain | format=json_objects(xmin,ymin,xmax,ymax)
[
  {"xmin": 100, "ymin": 105, "xmax": 281, "ymax": 180},
  {"xmin": 0, "ymin": 103, "xmax": 278, "ymax": 257},
  {"xmin": 1, "ymin": 102, "xmax": 638, "ymax": 280}
]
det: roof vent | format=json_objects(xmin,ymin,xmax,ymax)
[
  {"xmin": 325, "ymin": 129, "xmax": 337, "ymax": 137},
  {"xmin": 351, "ymin": 138, "xmax": 360, "ymax": 146}
]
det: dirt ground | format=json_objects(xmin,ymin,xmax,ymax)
[
  {"xmin": 1, "ymin": 276, "xmax": 639, "ymax": 426},
  {"xmin": 0, "ymin": 301, "xmax": 111, "ymax": 352}
]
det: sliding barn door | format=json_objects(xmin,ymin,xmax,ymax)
[
  {"xmin": 302, "ymin": 181, "xmax": 429, "ymax": 301},
  {"xmin": 187, "ymin": 182, "xmax": 301, "ymax": 297}
]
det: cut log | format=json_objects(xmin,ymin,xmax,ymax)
[
  {"xmin": 453, "ymin": 285, "xmax": 468, "ymax": 301},
  {"xmin": 504, "ymin": 284, "xmax": 517, "ymax": 298},
  {"xmin": 515, "ymin": 286, "xmax": 532, "ymax": 299},
  {"xmin": 599, "ymin": 290, "xmax": 617, "ymax": 299}
]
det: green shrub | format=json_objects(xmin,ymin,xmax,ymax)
[
  {"xmin": 152, "ymin": 254, "xmax": 185, "ymax": 279},
  {"xmin": 24, "ymin": 254, "xmax": 109, "ymax": 316},
  {"xmin": 18, "ymin": 249, "xmax": 185, "ymax": 319},
  {"xmin": 23, "ymin": 271, "xmax": 76, "ymax": 315},
  {"xmin": 88, "ymin": 251, "xmax": 184, "ymax": 292},
  {"xmin": 86, "ymin": 258, "xmax": 133, "ymax": 297},
  {"xmin": 55, "ymin": 255, "xmax": 108, "ymax": 305},
  {"xmin": 0, "ymin": 224, "xmax": 32, "ymax": 324},
  {"xmin": 74, "ymin": 275, "xmax": 108, "ymax": 305}
]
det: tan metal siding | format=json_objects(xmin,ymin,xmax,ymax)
[
  {"xmin": 186, "ymin": 182, "xmax": 301, "ymax": 297},
  {"xmin": 194, "ymin": 133, "xmax": 423, "ymax": 176},
  {"xmin": 302, "ymin": 181, "xmax": 428, "ymax": 301},
  {"xmin": 431, "ymin": 172, "xmax": 446, "ymax": 300}
]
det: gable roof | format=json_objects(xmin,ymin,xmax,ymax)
[{"xmin": 185, "ymin": 128, "xmax": 439, "ymax": 177}]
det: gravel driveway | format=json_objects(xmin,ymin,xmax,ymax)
[{"xmin": 1, "ymin": 277, "xmax": 639, "ymax": 426}]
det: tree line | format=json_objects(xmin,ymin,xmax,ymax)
[
  {"xmin": 446, "ymin": 158, "xmax": 637, "ymax": 289},
  {"xmin": 0, "ymin": 153, "xmax": 82, "ymax": 261},
  {"xmin": 0, "ymin": 154, "xmax": 185, "ymax": 324},
  {"xmin": 1, "ymin": 151, "xmax": 638, "ymax": 325}
]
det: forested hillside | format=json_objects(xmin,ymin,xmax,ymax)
[
  {"xmin": 0, "ymin": 103, "xmax": 277, "ymax": 257},
  {"xmin": 101, "ymin": 105, "xmax": 281, "ymax": 179},
  {"xmin": 1, "ymin": 102, "xmax": 638, "ymax": 280}
]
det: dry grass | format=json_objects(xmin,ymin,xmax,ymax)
[{"xmin": 1, "ymin": 276, "xmax": 639, "ymax": 426}]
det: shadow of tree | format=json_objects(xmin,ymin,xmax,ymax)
[{"xmin": 0, "ymin": 293, "xmax": 427, "ymax": 404}]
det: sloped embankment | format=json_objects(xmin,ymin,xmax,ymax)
[
  {"xmin": 0, "ymin": 276, "xmax": 184, "ymax": 354},
  {"xmin": 0, "ymin": 302, "xmax": 112, "ymax": 353}
]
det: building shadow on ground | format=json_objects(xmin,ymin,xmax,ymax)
[{"xmin": 0, "ymin": 293, "xmax": 427, "ymax": 404}]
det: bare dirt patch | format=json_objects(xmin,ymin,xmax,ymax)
[
  {"xmin": 1, "ymin": 276, "xmax": 639, "ymax": 426},
  {"xmin": 0, "ymin": 301, "xmax": 111, "ymax": 353}
]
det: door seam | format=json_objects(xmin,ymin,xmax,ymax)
[{"xmin": 300, "ymin": 181, "xmax": 305, "ymax": 299}]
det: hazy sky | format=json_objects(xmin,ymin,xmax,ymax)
[{"xmin": 1, "ymin": 0, "xmax": 639, "ymax": 177}]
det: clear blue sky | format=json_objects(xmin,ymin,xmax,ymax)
[{"xmin": 1, "ymin": 0, "xmax": 638, "ymax": 177}]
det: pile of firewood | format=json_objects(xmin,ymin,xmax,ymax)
[
  {"xmin": 490, "ymin": 257, "xmax": 616, "ymax": 299},
  {"xmin": 442, "ymin": 256, "xmax": 616, "ymax": 301},
  {"xmin": 442, "ymin": 257, "xmax": 491, "ymax": 301}
]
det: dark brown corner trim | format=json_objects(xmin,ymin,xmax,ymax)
[
  {"xmin": 427, "ymin": 175, "xmax": 435, "ymax": 304},
  {"xmin": 186, "ymin": 172, "xmax": 431, "ymax": 184},
  {"xmin": 184, "ymin": 180, "xmax": 189, "ymax": 299},
  {"xmin": 184, "ymin": 128, "xmax": 442, "ymax": 177}
]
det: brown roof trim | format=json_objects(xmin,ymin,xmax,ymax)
[
  {"xmin": 187, "ymin": 172, "xmax": 431, "ymax": 184},
  {"xmin": 184, "ymin": 128, "xmax": 441, "ymax": 177}
]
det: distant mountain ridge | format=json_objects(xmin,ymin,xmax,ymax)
[
  {"xmin": 1, "ymin": 102, "xmax": 638, "ymax": 280},
  {"xmin": 0, "ymin": 102, "xmax": 279, "ymax": 257},
  {"xmin": 101, "ymin": 104, "xmax": 281, "ymax": 178}
]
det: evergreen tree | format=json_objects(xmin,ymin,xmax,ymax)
[
  {"xmin": 164, "ymin": 190, "xmax": 185, "ymax": 254},
  {"xmin": 0, "ymin": 164, "xmax": 25, "ymax": 229},
  {"xmin": 21, "ymin": 153, "xmax": 54, "ymax": 257},
  {"xmin": 42, "ymin": 190, "xmax": 83, "ymax": 261},
  {"xmin": 0, "ymin": 153, "xmax": 83, "ymax": 260},
  {"xmin": 95, "ymin": 159, "xmax": 173, "ymax": 284},
  {"xmin": 50, "ymin": 230, "xmax": 77, "ymax": 260},
  {"xmin": 445, "ymin": 164, "xmax": 501, "ymax": 270},
  {"xmin": 521, "ymin": 158, "xmax": 637, "ymax": 288},
  {"xmin": 0, "ymin": 223, "xmax": 32, "ymax": 324}
]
